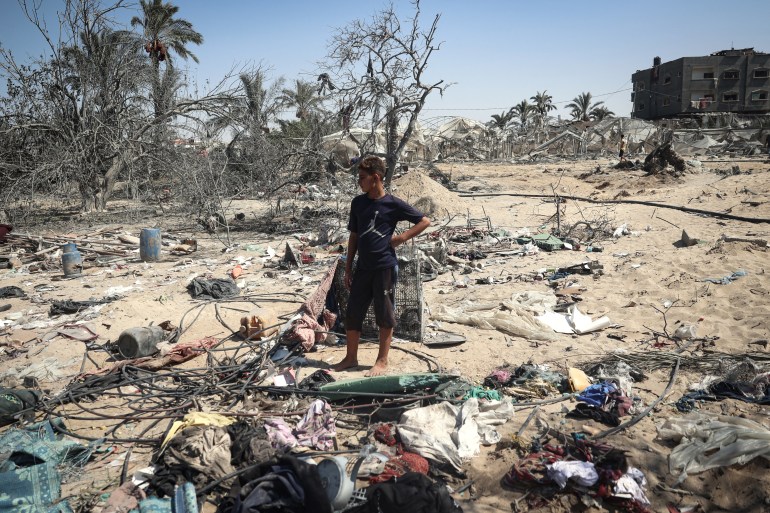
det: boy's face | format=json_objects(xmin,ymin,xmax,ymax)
[{"xmin": 358, "ymin": 170, "xmax": 377, "ymax": 193}]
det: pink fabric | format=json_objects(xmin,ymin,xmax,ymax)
[
  {"xmin": 265, "ymin": 400, "xmax": 336, "ymax": 451},
  {"xmin": 295, "ymin": 399, "xmax": 336, "ymax": 451},
  {"xmin": 286, "ymin": 313, "xmax": 323, "ymax": 351},
  {"xmin": 80, "ymin": 337, "xmax": 219, "ymax": 377},
  {"xmin": 101, "ymin": 482, "xmax": 146, "ymax": 513},
  {"xmin": 286, "ymin": 259, "xmax": 342, "ymax": 351}
]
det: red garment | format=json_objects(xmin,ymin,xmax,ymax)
[
  {"xmin": 369, "ymin": 451, "xmax": 430, "ymax": 484},
  {"xmin": 374, "ymin": 423, "xmax": 398, "ymax": 446}
]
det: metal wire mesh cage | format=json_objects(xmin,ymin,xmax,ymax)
[{"xmin": 332, "ymin": 244, "xmax": 424, "ymax": 342}]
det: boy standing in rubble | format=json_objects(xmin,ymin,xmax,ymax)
[{"xmin": 333, "ymin": 156, "xmax": 430, "ymax": 376}]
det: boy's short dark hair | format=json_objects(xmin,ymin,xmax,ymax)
[{"xmin": 359, "ymin": 155, "xmax": 386, "ymax": 177}]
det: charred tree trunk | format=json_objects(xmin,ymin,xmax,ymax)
[{"xmin": 384, "ymin": 107, "xmax": 399, "ymax": 190}]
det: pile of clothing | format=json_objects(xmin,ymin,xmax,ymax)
[{"xmin": 503, "ymin": 436, "xmax": 651, "ymax": 512}]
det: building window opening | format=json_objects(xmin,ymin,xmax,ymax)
[
  {"xmin": 723, "ymin": 92, "xmax": 738, "ymax": 102},
  {"xmin": 637, "ymin": 103, "xmax": 645, "ymax": 111},
  {"xmin": 751, "ymin": 90, "xmax": 768, "ymax": 101},
  {"xmin": 664, "ymin": 75, "xmax": 671, "ymax": 84},
  {"xmin": 754, "ymin": 68, "xmax": 769, "ymax": 79},
  {"xmin": 724, "ymin": 70, "xmax": 739, "ymax": 79},
  {"xmin": 663, "ymin": 97, "xmax": 671, "ymax": 106},
  {"xmin": 692, "ymin": 67, "xmax": 716, "ymax": 80}
]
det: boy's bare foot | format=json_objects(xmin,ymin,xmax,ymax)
[
  {"xmin": 365, "ymin": 359, "xmax": 388, "ymax": 377},
  {"xmin": 331, "ymin": 357, "xmax": 358, "ymax": 372}
]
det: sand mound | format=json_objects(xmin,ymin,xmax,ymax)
[{"xmin": 391, "ymin": 170, "xmax": 465, "ymax": 217}]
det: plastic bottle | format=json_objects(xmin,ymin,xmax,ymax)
[{"xmin": 586, "ymin": 246, "xmax": 604, "ymax": 253}]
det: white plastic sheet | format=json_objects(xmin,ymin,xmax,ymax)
[
  {"xmin": 656, "ymin": 413, "xmax": 770, "ymax": 483},
  {"xmin": 536, "ymin": 304, "xmax": 611, "ymax": 335}
]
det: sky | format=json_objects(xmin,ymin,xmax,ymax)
[{"xmin": 2, "ymin": 0, "xmax": 770, "ymax": 126}]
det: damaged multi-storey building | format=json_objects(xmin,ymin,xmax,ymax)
[{"xmin": 631, "ymin": 48, "xmax": 770, "ymax": 120}]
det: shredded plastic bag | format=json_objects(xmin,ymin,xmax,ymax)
[{"xmin": 656, "ymin": 412, "xmax": 770, "ymax": 483}]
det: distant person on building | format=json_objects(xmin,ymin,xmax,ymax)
[
  {"xmin": 619, "ymin": 134, "xmax": 627, "ymax": 162},
  {"xmin": 333, "ymin": 155, "xmax": 430, "ymax": 376}
]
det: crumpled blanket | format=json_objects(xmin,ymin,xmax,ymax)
[
  {"xmin": 0, "ymin": 419, "xmax": 93, "ymax": 513},
  {"xmin": 187, "ymin": 278, "xmax": 240, "ymax": 299}
]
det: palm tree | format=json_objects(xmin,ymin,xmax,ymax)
[
  {"xmin": 209, "ymin": 71, "xmax": 283, "ymax": 137},
  {"xmin": 488, "ymin": 110, "xmax": 514, "ymax": 130},
  {"xmin": 530, "ymin": 90, "xmax": 556, "ymax": 119},
  {"xmin": 590, "ymin": 106, "xmax": 615, "ymax": 121},
  {"xmin": 530, "ymin": 90, "xmax": 556, "ymax": 142},
  {"xmin": 278, "ymin": 79, "xmax": 324, "ymax": 120},
  {"xmin": 566, "ymin": 92, "xmax": 604, "ymax": 122},
  {"xmin": 510, "ymin": 100, "xmax": 534, "ymax": 128},
  {"xmin": 131, "ymin": 0, "xmax": 203, "ymax": 116}
]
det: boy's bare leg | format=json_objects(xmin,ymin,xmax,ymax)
[
  {"xmin": 332, "ymin": 330, "xmax": 360, "ymax": 371},
  {"xmin": 366, "ymin": 327, "xmax": 392, "ymax": 376}
]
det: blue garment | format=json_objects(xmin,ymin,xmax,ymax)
[
  {"xmin": 577, "ymin": 382, "xmax": 617, "ymax": 408},
  {"xmin": 701, "ymin": 269, "xmax": 747, "ymax": 285},
  {"xmin": 348, "ymin": 194, "xmax": 424, "ymax": 270}
]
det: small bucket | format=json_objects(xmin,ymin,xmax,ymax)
[
  {"xmin": 139, "ymin": 228, "xmax": 161, "ymax": 262},
  {"xmin": 117, "ymin": 326, "xmax": 166, "ymax": 358}
]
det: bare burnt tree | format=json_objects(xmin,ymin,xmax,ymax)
[
  {"xmin": 323, "ymin": 0, "xmax": 448, "ymax": 187},
  {"xmin": 0, "ymin": 0, "xmax": 235, "ymax": 214}
]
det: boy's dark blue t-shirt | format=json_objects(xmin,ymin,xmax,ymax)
[{"xmin": 348, "ymin": 193, "xmax": 424, "ymax": 270}]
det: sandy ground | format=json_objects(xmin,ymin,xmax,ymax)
[{"xmin": 1, "ymin": 155, "xmax": 769, "ymax": 512}]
